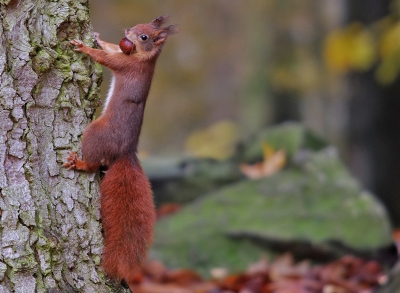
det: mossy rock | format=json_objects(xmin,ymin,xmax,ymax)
[
  {"xmin": 151, "ymin": 147, "xmax": 392, "ymax": 276},
  {"xmin": 144, "ymin": 122, "xmax": 328, "ymax": 204}
]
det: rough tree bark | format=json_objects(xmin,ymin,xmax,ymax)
[{"xmin": 0, "ymin": 1, "xmax": 124, "ymax": 292}]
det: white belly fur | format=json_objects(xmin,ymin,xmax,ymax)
[{"xmin": 102, "ymin": 75, "xmax": 115, "ymax": 114}]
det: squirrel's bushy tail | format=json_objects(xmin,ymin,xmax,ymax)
[{"xmin": 100, "ymin": 155, "xmax": 156, "ymax": 284}]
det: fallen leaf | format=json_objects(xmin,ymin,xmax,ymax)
[
  {"xmin": 157, "ymin": 203, "xmax": 181, "ymax": 219},
  {"xmin": 210, "ymin": 267, "xmax": 229, "ymax": 280},
  {"xmin": 134, "ymin": 253, "xmax": 386, "ymax": 293},
  {"xmin": 143, "ymin": 261, "xmax": 168, "ymax": 282},
  {"xmin": 137, "ymin": 283, "xmax": 191, "ymax": 293},
  {"xmin": 240, "ymin": 143, "xmax": 286, "ymax": 179},
  {"xmin": 219, "ymin": 274, "xmax": 249, "ymax": 292},
  {"xmin": 246, "ymin": 257, "xmax": 269, "ymax": 275},
  {"xmin": 164, "ymin": 269, "xmax": 203, "ymax": 286}
]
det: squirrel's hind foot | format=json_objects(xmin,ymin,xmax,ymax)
[{"xmin": 63, "ymin": 151, "xmax": 79, "ymax": 170}]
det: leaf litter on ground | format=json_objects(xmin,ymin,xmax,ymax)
[{"xmin": 130, "ymin": 253, "xmax": 389, "ymax": 293}]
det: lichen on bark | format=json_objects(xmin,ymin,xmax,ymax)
[{"xmin": 0, "ymin": 1, "xmax": 123, "ymax": 292}]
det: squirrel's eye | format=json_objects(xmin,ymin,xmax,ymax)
[{"xmin": 140, "ymin": 35, "xmax": 148, "ymax": 41}]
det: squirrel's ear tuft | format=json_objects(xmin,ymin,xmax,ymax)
[
  {"xmin": 164, "ymin": 24, "xmax": 177, "ymax": 35},
  {"xmin": 151, "ymin": 15, "xmax": 170, "ymax": 28},
  {"xmin": 154, "ymin": 25, "xmax": 177, "ymax": 46}
]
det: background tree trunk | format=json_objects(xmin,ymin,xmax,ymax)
[
  {"xmin": 0, "ymin": 1, "xmax": 123, "ymax": 292},
  {"xmin": 346, "ymin": 0, "xmax": 400, "ymax": 290},
  {"xmin": 346, "ymin": 0, "xmax": 400, "ymax": 227}
]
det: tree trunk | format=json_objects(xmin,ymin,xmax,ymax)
[
  {"xmin": 345, "ymin": 0, "xmax": 400, "ymax": 226},
  {"xmin": 0, "ymin": 1, "xmax": 123, "ymax": 292}
]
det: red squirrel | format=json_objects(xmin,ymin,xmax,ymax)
[{"xmin": 64, "ymin": 16, "xmax": 175, "ymax": 290}]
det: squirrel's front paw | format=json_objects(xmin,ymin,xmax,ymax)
[
  {"xmin": 70, "ymin": 39, "xmax": 85, "ymax": 52},
  {"xmin": 63, "ymin": 151, "xmax": 79, "ymax": 170},
  {"xmin": 93, "ymin": 33, "xmax": 103, "ymax": 48}
]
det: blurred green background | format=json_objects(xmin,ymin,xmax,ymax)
[{"xmin": 90, "ymin": 0, "xmax": 400, "ymax": 226}]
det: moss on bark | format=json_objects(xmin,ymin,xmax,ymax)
[{"xmin": 0, "ymin": 1, "xmax": 125, "ymax": 292}]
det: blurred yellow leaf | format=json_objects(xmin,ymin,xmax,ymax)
[
  {"xmin": 375, "ymin": 21, "xmax": 400, "ymax": 85},
  {"xmin": 262, "ymin": 143, "xmax": 276, "ymax": 161},
  {"xmin": 323, "ymin": 23, "xmax": 376, "ymax": 73},
  {"xmin": 379, "ymin": 22, "xmax": 400, "ymax": 58},
  {"xmin": 271, "ymin": 53, "xmax": 320, "ymax": 94},
  {"xmin": 375, "ymin": 53, "xmax": 400, "ymax": 85},
  {"xmin": 185, "ymin": 121, "xmax": 239, "ymax": 160},
  {"xmin": 240, "ymin": 143, "xmax": 286, "ymax": 179}
]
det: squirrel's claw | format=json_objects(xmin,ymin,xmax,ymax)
[
  {"xmin": 70, "ymin": 39, "xmax": 83, "ymax": 46},
  {"xmin": 70, "ymin": 40, "xmax": 84, "ymax": 51}
]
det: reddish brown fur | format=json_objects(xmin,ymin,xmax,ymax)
[
  {"xmin": 100, "ymin": 156, "xmax": 155, "ymax": 283},
  {"xmin": 64, "ymin": 16, "xmax": 175, "ymax": 291}
]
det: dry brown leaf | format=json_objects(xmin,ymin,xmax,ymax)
[
  {"xmin": 267, "ymin": 279, "xmax": 310, "ymax": 293},
  {"xmin": 210, "ymin": 267, "xmax": 229, "ymax": 280},
  {"xmin": 219, "ymin": 274, "xmax": 250, "ymax": 292},
  {"xmin": 164, "ymin": 269, "xmax": 203, "ymax": 286},
  {"xmin": 136, "ymin": 283, "xmax": 192, "ymax": 293},
  {"xmin": 246, "ymin": 257, "xmax": 269, "ymax": 275},
  {"xmin": 156, "ymin": 203, "xmax": 181, "ymax": 219},
  {"xmin": 240, "ymin": 144, "xmax": 286, "ymax": 179},
  {"xmin": 142, "ymin": 261, "xmax": 168, "ymax": 282},
  {"xmin": 190, "ymin": 282, "xmax": 219, "ymax": 293},
  {"xmin": 269, "ymin": 253, "xmax": 298, "ymax": 281}
]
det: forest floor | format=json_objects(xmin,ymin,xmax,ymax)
[{"xmin": 131, "ymin": 252, "xmax": 395, "ymax": 293}]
